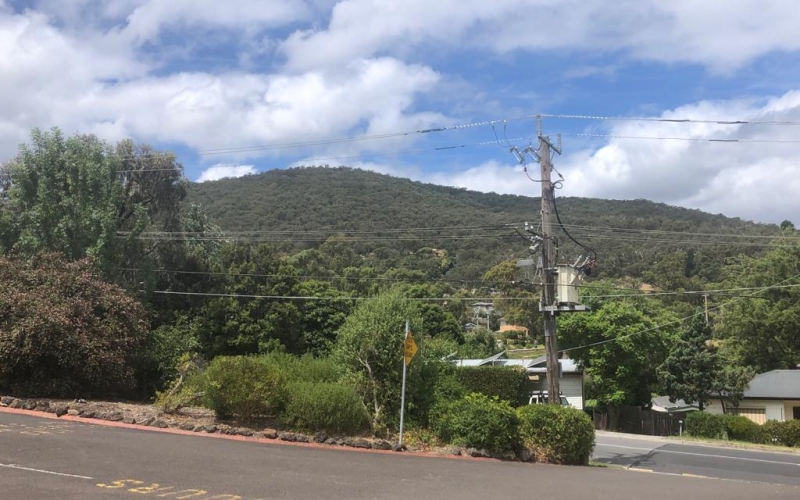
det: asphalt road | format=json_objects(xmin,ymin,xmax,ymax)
[
  {"xmin": 594, "ymin": 431, "xmax": 800, "ymax": 486},
  {"xmin": 1, "ymin": 411, "xmax": 797, "ymax": 500}
]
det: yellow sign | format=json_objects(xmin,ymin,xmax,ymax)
[{"xmin": 404, "ymin": 331, "xmax": 418, "ymax": 365}]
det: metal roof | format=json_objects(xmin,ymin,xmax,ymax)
[
  {"xmin": 743, "ymin": 370, "xmax": 800, "ymax": 399},
  {"xmin": 453, "ymin": 352, "xmax": 582, "ymax": 373}
]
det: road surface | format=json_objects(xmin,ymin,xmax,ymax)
[
  {"xmin": 0, "ymin": 411, "xmax": 797, "ymax": 500},
  {"xmin": 594, "ymin": 431, "xmax": 800, "ymax": 486}
]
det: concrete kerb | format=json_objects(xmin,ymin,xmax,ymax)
[{"xmin": 0, "ymin": 405, "xmax": 506, "ymax": 464}]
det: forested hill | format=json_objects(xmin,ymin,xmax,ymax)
[{"xmin": 187, "ymin": 166, "xmax": 781, "ymax": 282}]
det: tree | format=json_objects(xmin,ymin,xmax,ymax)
[
  {"xmin": 657, "ymin": 312, "xmax": 718, "ymax": 410},
  {"xmin": 714, "ymin": 364, "xmax": 755, "ymax": 411},
  {"xmin": 0, "ymin": 254, "xmax": 149, "ymax": 398},
  {"xmin": 715, "ymin": 238, "xmax": 800, "ymax": 373},
  {"xmin": 1, "ymin": 128, "xmax": 186, "ymax": 284},
  {"xmin": 334, "ymin": 289, "xmax": 424, "ymax": 430},
  {"xmin": 559, "ymin": 286, "xmax": 680, "ymax": 426}
]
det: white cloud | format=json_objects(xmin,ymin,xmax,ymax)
[
  {"xmin": 71, "ymin": 57, "xmax": 444, "ymax": 156},
  {"xmin": 281, "ymin": 0, "xmax": 800, "ymax": 73},
  {"xmin": 555, "ymin": 91, "xmax": 800, "ymax": 223},
  {"xmin": 197, "ymin": 163, "xmax": 257, "ymax": 182},
  {"xmin": 119, "ymin": 0, "xmax": 311, "ymax": 45}
]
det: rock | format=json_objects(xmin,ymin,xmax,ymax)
[
  {"xmin": 350, "ymin": 438, "xmax": 371, "ymax": 449},
  {"xmin": 35, "ymin": 401, "xmax": 50, "ymax": 411},
  {"xmin": 278, "ymin": 431, "xmax": 298, "ymax": 442},
  {"xmin": 151, "ymin": 419, "xmax": 169, "ymax": 428},
  {"xmin": 313, "ymin": 431, "xmax": 328, "ymax": 443},
  {"xmin": 139, "ymin": 416, "xmax": 155, "ymax": 427},
  {"xmin": 67, "ymin": 409, "xmax": 80, "ymax": 416},
  {"xmin": 79, "ymin": 410, "xmax": 96, "ymax": 419},
  {"xmin": 323, "ymin": 437, "xmax": 337, "ymax": 445},
  {"xmin": 192, "ymin": 425, "xmax": 205, "ymax": 432},
  {"xmin": 519, "ymin": 448, "xmax": 533, "ymax": 462},
  {"xmin": 179, "ymin": 422, "xmax": 195, "ymax": 431},
  {"xmin": 232, "ymin": 427, "xmax": 254, "ymax": 437},
  {"xmin": 103, "ymin": 411, "xmax": 124, "ymax": 422},
  {"xmin": 123, "ymin": 417, "xmax": 136, "ymax": 425},
  {"xmin": 492, "ymin": 451, "xmax": 517, "ymax": 461},
  {"xmin": 9, "ymin": 399, "xmax": 23, "ymax": 409},
  {"xmin": 74, "ymin": 399, "xmax": 87, "ymax": 404},
  {"xmin": 262, "ymin": 428, "xmax": 278, "ymax": 439},
  {"xmin": 294, "ymin": 434, "xmax": 310, "ymax": 443},
  {"xmin": 371, "ymin": 440, "xmax": 392, "ymax": 450},
  {"xmin": 392, "ymin": 443, "xmax": 407, "ymax": 452},
  {"xmin": 52, "ymin": 405, "xmax": 68, "ymax": 417},
  {"xmin": 440, "ymin": 446, "xmax": 461, "ymax": 456},
  {"xmin": 0, "ymin": 396, "xmax": 14, "ymax": 406},
  {"xmin": 202, "ymin": 425, "xmax": 218, "ymax": 433},
  {"xmin": 22, "ymin": 400, "xmax": 37, "ymax": 410},
  {"xmin": 217, "ymin": 424, "xmax": 233, "ymax": 435},
  {"xmin": 166, "ymin": 420, "xmax": 180, "ymax": 428},
  {"xmin": 466, "ymin": 448, "xmax": 490, "ymax": 458}
]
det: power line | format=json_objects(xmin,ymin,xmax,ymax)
[
  {"xmin": 541, "ymin": 113, "xmax": 800, "ymax": 127},
  {"xmin": 192, "ymin": 117, "xmax": 538, "ymax": 156},
  {"xmin": 124, "ymin": 223, "xmax": 516, "ymax": 236},
  {"xmin": 558, "ymin": 272, "xmax": 800, "ymax": 355},
  {"xmin": 563, "ymin": 132, "xmax": 800, "ymax": 144}
]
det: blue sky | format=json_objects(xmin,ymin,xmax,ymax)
[{"xmin": 2, "ymin": 1, "xmax": 800, "ymax": 224}]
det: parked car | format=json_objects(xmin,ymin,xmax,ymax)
[{"xmin": 528, "ymin": 390, "xmax": 570, "ymax": 406}]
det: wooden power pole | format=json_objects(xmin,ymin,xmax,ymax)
[{"xmin": 537, "ymin": 117, "xmax": 561, "ymax": 404}]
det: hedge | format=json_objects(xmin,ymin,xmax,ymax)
[
  {"xmin": 430, "ymin": 393, "xmax": 518, "ymax": 453},
  {"xmin": 282, "ymin": 382, "xmax": 369, "ymax": 434},
  {"xmin": 686, "ymin": 411, "xmax": 725, "ymax": 439},
  {"xmin": 517, "ymin": 404, "xmax": 595, "ymax": 465},
  {"xmin": 720, "ymin": 415, "xmax": 762, "ymax": 442},
  {"xmin": 454, "ymin": 366, "xmax": 529, "ymax": 407},
  {"xmin": 202, "ymin": 356, "xmax": 285, "ymax": 419},
  {"xmin": 762, "ymin": 419, "xmax": 800, "ymax": 447}
]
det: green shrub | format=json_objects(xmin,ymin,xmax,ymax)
[
  {"xmin": 761, "ymin": 420, "xmax": 784, "ymax": 445},
  {"xmin": 430, "ymin": 393, "xmax": 518, "ymax": 453},
  {"xmin": 720, "ymin": 415, "xmax": 763, "ymax": 442},
  {"xmin": 282, "ymin": 382, "xmax": 369, "ymax": 434},
  {"xmin": 686, "ymin": 411, "xmax": 725, "ymax": 439},
  {"xmin": 761, "ymin": 419, "xmax": 800, "ymax": 447},
  {"xmin": 455, "ymin": 366, "xmax": 529, "ymax": 407},
  {"xmin": 202, "ymin": 356, "xmax": 285, "ymax": 419},
  {"xmin": 780, "ymin": 420, "xmax": 800, "ymax": 447},
  {"xmin": 517, "ymin": 404, "xmax": 595, "ymax": 465},
  {"xmin": 265, "ymin": 352, "xmax": 341, "ymax": 384}
]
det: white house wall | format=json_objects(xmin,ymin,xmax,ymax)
[
  {"xmin": 784, "ymin": 400, "xmax": 800, "ymax": 420},
  {"xmin": 705, "ymin": 399, "xmax": 787, "ymax": 421},
  {"xmin": 534, "ymin": 374, "xmax": 584, "ymax": 410}
]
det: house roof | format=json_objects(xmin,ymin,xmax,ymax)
[
  {"xmin": 453, "ymin": 352, "xmax": 582, "ymax": 374},
  {"xmin": 743, "ymin": 370, "xmax": 800, "ymax": 399},
  {"xmin": 651, "ymin": 396, "xmax": 698, "ymax": 412}
]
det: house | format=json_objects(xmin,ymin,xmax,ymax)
[
  {"xmin": 706, "ymin": 370, "xmax": 800, "ymax": 423},
  {"xmin": 453, "ymin": 352, "xmax": 585, "ymax": 409},
  {"xmin": 650, "ymin": 396, "xmax": 699, "ymax": 414},
  {"xmin": 499, "ymin": 324, "xmax": 529, "ymax": 336}
]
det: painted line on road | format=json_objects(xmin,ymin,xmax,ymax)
[
  {"xmin": 599, "ymin": 443, "xmax": 800, "ymax": 467},
  {"xmin": 0, "ymin": 463, "xmax": 93, "ymax": 480}
]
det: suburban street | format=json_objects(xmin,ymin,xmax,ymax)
[
  {"xmin": 594, "ymin": 431, "xmax": 800, "ymax": 486},
  {"xmin": 0, "ymin": 411, "xmax": 797, "ymax": 500}
]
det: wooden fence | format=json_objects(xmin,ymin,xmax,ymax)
[{"xmin": 593, "ymin": 407, "xmax": 686, "ymax": 437}]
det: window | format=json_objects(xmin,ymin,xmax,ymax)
[{"xmin": 793, "ymin": 406, "xmax": 800, "ymax": 420}]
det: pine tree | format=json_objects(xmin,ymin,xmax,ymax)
[{"xmin": 657, "ymin": 311, "xmax": 719, "ymax": 411}]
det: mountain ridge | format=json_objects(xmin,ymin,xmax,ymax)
[{"xmin": 186, "ymin": 166, "xmax": 780, "ymax": 281}]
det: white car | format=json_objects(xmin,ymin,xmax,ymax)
[{"xmin": 528, "ymin": 390, "xmax": 570, "ymax": 406}]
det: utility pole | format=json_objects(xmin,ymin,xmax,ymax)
[{"xmin": 537, "ymin": 116, "xmax": 560, "ymax": 404}]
